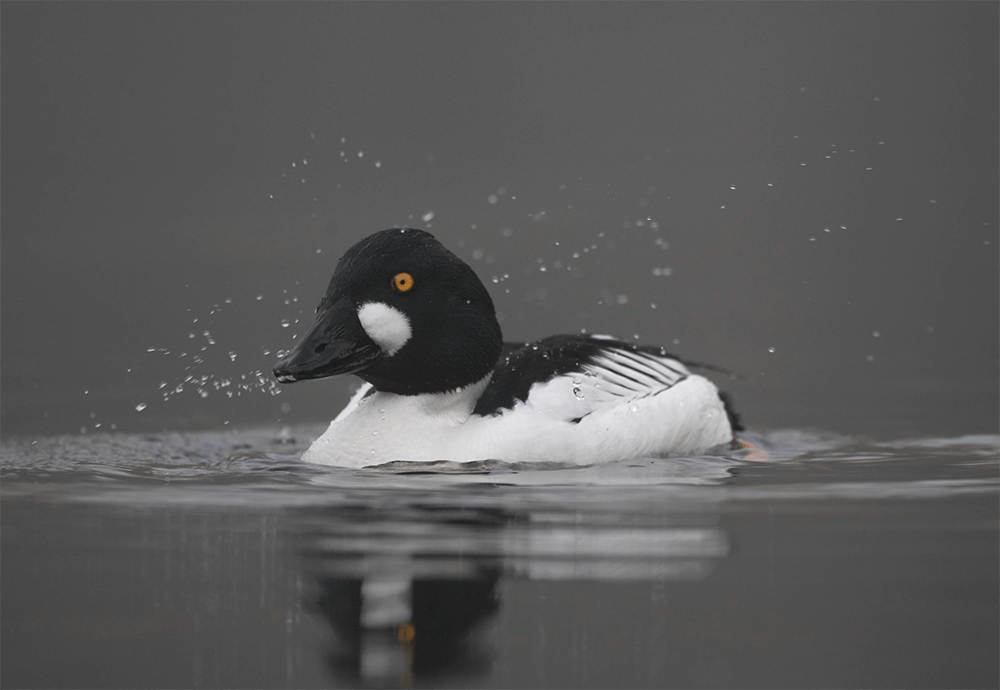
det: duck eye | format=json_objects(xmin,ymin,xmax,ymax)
[{"xmin": 391, "ymin": 272, "xmax": 414, "ymax": 293}]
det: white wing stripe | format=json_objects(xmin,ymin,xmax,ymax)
[
  {"xmin": 611, "ymin": 347, "xmax": 689, "ymax": 382},
  {"xmin": 589, "ymin": 358, "xmax": 658, "ymax": 391},
  {"xmin": 577, "ymin": 347, "xmax": 690, "ymax": 402},
  {"xmin": 596, "ymin": 349, "xmax": 687, "ymax": 385},
  {"xmin": 604, "ymin": 352, "xmax": 677, "ymax": 387}
]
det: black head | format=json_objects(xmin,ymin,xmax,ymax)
[{"xmin": 273, "ymin": 228, "xmax": 503, "ymax": 395}]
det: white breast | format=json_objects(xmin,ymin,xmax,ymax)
[{"xmin": 301, "ymin": 376, "xmax": 490, "ymax": 468}]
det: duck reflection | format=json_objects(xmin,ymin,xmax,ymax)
[
  {"xmin": 296, "ymin": 502, "xmax": 727, "ymax": 687},
  {"xmin": 298, "ymin": 506, "xmax": 504, "ymax": 686},
  {"xmin": 308, "ymin": 566, "xmax": 501, "ymax": 686}
]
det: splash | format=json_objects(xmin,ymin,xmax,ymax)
[{"xmin": 141, "ymin": 295, "xmax": 292, "ymax": 412}]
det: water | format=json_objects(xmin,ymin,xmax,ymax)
[
  {"xmin": 2, "ymin": 428, "xmax": 997, "ymax": 688},
  {"xmin": 4, "ymin": 3, "xmax": 996, "ymax": 686}
]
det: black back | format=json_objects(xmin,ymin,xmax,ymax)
[{"xmin": 475, "ymin": 334, "xmax": 743, "ymax": 431}]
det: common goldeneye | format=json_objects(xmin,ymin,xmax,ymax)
[{"xmin": 273, "ymin": 228, "xmax": 741, "ymax": 467}]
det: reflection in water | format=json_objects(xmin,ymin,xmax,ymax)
[
  {"xmin": 300, "ymin": 507, "xmax": 505, "ymax": 686},
  {"xmin": 309, "ymin": 563, "xmax": 501, "ymax": 686},
  {"xmin": 296, "ymin": 503, "xmax": 728, "ymax": 686}
]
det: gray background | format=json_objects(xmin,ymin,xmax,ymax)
[{"xmin": 2, "ymin": 2, "xmax": 997, "ymax": 438}]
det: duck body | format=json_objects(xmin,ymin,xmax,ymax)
[{"xmin": 274, "ymin": 228, "xmax": 740, "ymax": 467}]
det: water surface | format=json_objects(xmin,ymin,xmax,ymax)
[{"xmin": 2, "ymin": 428, "xmax": 996, "ymax": 688}]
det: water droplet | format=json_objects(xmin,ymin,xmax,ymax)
[{"xmin": 768, "ymin": 347, "xmax": 775, "ymax": 353}]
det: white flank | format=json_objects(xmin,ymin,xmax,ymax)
[{"xmin": 300, "ymin": 364, "xmax": 733, "ymax": 468}]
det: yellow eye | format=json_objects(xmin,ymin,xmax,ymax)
[{"xmin": 391, "ymin": 272, "xmax": 414, "ymax": 293}]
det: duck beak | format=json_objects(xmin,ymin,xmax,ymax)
[{"xmin": 273, "ymin": 297, "xmax": 381, "ymax": 383}]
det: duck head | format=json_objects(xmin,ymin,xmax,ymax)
[{"xmin": 273, "ymin": 228, "xmax": 503, "ymax": 395}]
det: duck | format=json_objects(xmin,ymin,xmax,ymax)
[{"xmin": 273, "ymin": 228, "xmax": 741, "ymax": 467}]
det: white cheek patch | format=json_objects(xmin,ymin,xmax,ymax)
[{"xmin": 357, "ymin": 301, "xmax": 411, "ymax": 356}]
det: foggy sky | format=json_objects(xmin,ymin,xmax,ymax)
[{"xmin": 2, "ymin": 2, "xmax": 997, "ymax": 438}]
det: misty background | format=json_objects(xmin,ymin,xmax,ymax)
[{"xmin": 2, "ymin": 2, "xmax": 997, "ymax": 439}]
